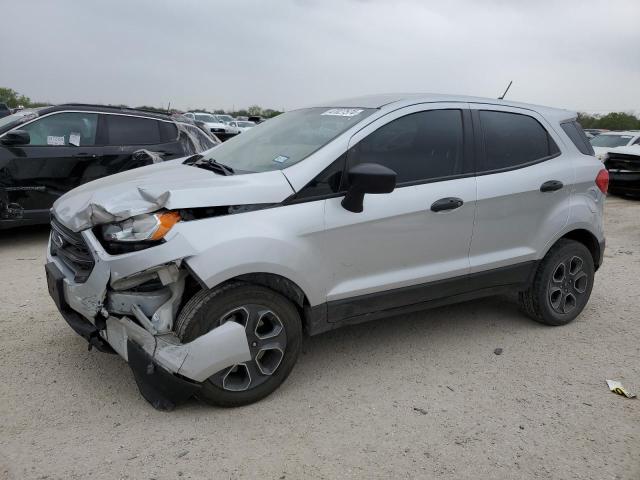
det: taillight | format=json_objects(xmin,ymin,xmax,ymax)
[{"xmin": 596, "ymin": 169, "xmax": 609, "ymax": 194}]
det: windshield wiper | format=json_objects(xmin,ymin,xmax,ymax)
[
  {"xmin": 183, "ymin": 155, "xmax": 234, "ymax": 176},
  {"xmin": 183, "ymin": 154, "xmax": 203, "ymax": 165}
]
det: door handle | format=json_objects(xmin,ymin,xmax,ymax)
[
  {"xmin": 540, "ymin": 180, "xmax": 563, "ymax": 192},
  {"xmin": 430, "ymin": 197, "xmax": 464, "ymax": 212}
]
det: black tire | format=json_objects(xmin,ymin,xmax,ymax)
[
  {"xmin": 175, "ymin": 282, "xmax": 302, "ymax": 407},
  {"xmin": 519, "ymin": 239, "xmax": 595, "ymax": 326}
]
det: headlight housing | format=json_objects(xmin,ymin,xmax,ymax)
[{"xmin": 101, "ymin": 211, "xmax": 181, "ymax": 242}]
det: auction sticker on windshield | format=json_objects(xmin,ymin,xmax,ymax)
[{"xmin": 321, "ymin": 108, "xmax": 364, "ymax": 117}]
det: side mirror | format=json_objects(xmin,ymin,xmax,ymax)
[
  {"xmin": 341, "ymin": 163, "xmax": 397, "ymax": 213},
  {"xmin": 1, "ymin": 130, "xmax": 30, "ymax": 146}
]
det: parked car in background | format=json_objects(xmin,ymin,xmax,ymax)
[
  {"xmin": 248, "ymin": 115, "xmax": 264, "ymax": 124},
  {"xmin": 215, "ymin": 114, "xmax": 235, "ymax": 125},
  {"xmin": 0, "ymin": 104, "xmax": 217, "ymax": 229},
  {"xmin": 583, "ymin": 128, "xmax": 608, "ymax": 137},
  {"xmin": 183, "ymin": 112, "xmax": 239, "ymax": 141},
  {"xmin": 0, "ymin": 103, "xmax": 11, "ymax": 119},
  {"xmin": 590, "ymin": 131, "xmax": 640, "ymax": 161},
  {"xmin": 46, "ymin": 94, "xmax": 606, "ymax": 409},
  {"xmin": 602, "ymin": 144, "xmax": 640, "ymax": 197},
  {"xmin": 229, "ymin": 120, "xmax": 256, "ymax": 132}
]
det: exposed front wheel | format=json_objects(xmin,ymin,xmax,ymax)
[
  {"xmin": 519, "ymin": 239, "xmax": 595, "ymax": 326},
  {"xmin": 175, "ymin": 282, "xmax": 302, "ymax": 407}
]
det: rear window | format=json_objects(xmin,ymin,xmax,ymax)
[
  {"xmin": 561, "ymin": 121, "xmax": 594, "ymax": 155},
  {"xmin": 479, "ymin": 110, "xmax": 560, "ymax": 171},
  {"xmin": 105, "ymin": 115, "xmax": 162, "ymax": 145}
]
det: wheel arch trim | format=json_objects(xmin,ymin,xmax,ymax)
[{"xmin": 542, "ymin": 226, "xmax": 604, "ymax": 270}]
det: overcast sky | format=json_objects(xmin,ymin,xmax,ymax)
[{"xmin": 1, "ymin": 0, "xmax": 638, "ymax": 114}]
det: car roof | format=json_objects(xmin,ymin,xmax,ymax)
[
  {"xmin": 317, "ymin": 93, "xmax": 577, "ymax": 122},
  {"xmin": 41, "ymin": 104, "xmax": 175, "ymax": 121}
]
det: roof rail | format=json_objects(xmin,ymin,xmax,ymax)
[{"xmin": 58, "ymin": 103, "xmax": 172, "ymax": 118}]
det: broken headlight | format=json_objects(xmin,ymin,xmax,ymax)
[{"xmin": 101, "ymin": 211, "xmax": 181, "ymax": 242}]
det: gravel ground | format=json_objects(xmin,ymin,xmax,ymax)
[{"xmin": 1, "ymin": 196, "xmax": 638, "ymax": 480}]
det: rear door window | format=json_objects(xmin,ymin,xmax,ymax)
[
  {"xmin": 561, "ymin": 121, "xmax": 595, "ymax": 155},
  {"xmin": 20, "ymin": 112, "xmax": 98, "ymax": 146},
  {"xmin": 478, "ymin": 110, "xmax": 560, "ymax": 172},
  {"xmin": 105, "ymin": 115, "xmax": 162, "ymax": 145},
  {"xmin": 158, "ymin": 121, "xmax": 178, "ymax": 143}
]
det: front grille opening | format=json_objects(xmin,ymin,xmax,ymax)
[{"xmin": 50, "ymin": 217, "xmax": 95, "ymax": 283}]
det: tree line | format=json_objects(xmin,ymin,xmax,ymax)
[
  {"xmin": 577, "ymin": 112, "xmax": 640, "ymax": 131},
  {"xmin": 3, "ymin": 86, "xmax": 638, "ymax": 128},
  {"xmin": 0, "ymin": 87, "xmax": 282, "ymax": 118}
]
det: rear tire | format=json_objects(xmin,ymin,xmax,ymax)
[
  {"xmin": 175, "ymin": 282, "xmax": 302, "ymax": 407},
  {"xmin": 519, "ymin": 239, "xmax": 595, "ymax": 326}
]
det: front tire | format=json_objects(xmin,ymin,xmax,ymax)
[
  {"xmin": 175, "ymin": 282, "xmax": 302, "ymax": 407},
  {"xmin": 519, "ymin": 239, "xmax": 595, "ymax": 326}
]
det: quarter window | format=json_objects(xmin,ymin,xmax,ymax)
[
  {"xmin": 21, "ymin": 112, "xmax": 98, "ymax": 146},
  {"xmin": 105, "ymin": 115, "xmax": 162, "ymax": 145},
  {"xmin": 349, "ymin": 109, "xmax": 465, "ymax": 184},
  {"xmin": 561, "ymin": 121, "xmax": 594, "ymax": 156},
  {"xmin": 479, "ymin": 110, "xmax": 559, "ymax": 171}
]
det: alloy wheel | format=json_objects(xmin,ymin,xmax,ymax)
[
  {"xmin": 209, "ymin": 304, "xmax": 287, "ymax": 392},
  {"xmin": 547, "ymin": 255, "xmax": 589, "ymax": 315}
]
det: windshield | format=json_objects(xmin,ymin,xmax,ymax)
[
  {"xmin": 201, "ymin": 107, "xmax": 374, "ymax": 172},
  {"xmin": 237, "ymin": 121, "xmax": 255, "ymax": 128},
  {"xmin": 195, "ymin": 113, "xmax": 218, "ymax": 123},
  {"xmin": 590, "ymin": 134, "xmax": 634, "ymax": 148},
  {"xmin": 218, "ymin": 115, "xmax": 233, "ymax": 122}
]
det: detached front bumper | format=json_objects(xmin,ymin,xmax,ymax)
[{"xmin": 46, "ymin": 226, "xmax": 251, "ymax": 410}]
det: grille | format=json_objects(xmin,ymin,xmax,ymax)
[{"xmin": 50, "ymin": 217, "xmax": 95, "ymax": 283}]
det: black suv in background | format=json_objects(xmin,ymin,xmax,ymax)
[{"xmin": 0, "ymin": 104, "xmax": 219, "ymax": 229}]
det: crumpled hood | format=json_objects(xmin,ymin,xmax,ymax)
[{"xmin": 52, "ymin": 158, "xmax": 295, "ymax": 232}]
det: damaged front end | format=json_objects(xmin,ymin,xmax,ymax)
[
  {"xmin": 45, "ymin": 157, "xmax": 295, "ymax": 409},
  {"xmin": 46, "ymin": 216, "xmax": 251, "ymax": 410}
]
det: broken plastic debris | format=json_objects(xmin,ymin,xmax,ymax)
[{"xmin": 606, "ymin": 379, "xmax": 636, "ymax": 398}]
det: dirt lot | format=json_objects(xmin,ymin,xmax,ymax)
[{"xmin": 1, "ymin": 197, "xmax": 638, "ymax": 480}]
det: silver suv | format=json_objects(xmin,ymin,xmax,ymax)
[{"xmin": 46, "ymin": 94, "xmax": 608, "ymax": 410}]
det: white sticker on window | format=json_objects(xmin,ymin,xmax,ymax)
[
  {"xmin": 47, "ymin": 136, "xmax": 65, "ymax": 146},
  {"xmin": 620, "ymin": 135, "xmax": 633, "ymax": 139},
  {"xmin": 69, "ymin": 133, "xmax": 81, "ymax": 146},
  {"xmin": 321, "ymin": 108, "xmax": 364, "ymax": 117},
  {"xmin": 273, "ymin": 155, "xmax": 289, "ymax": 163}
]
